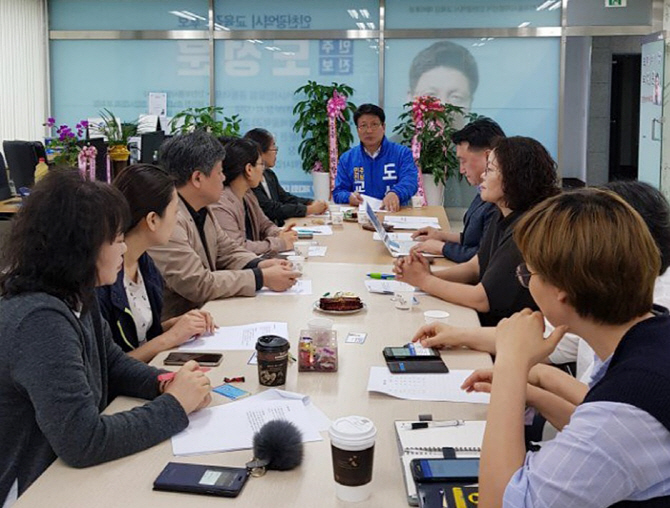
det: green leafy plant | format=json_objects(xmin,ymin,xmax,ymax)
[
  {"xmin": 393, "ymin": 96, "xmax": 466, "ymax": 185},
  {"xmin": 97, "ymin": 109, "xmax": 137, "ymax": 146},
  {"xmin": 169, "ymin": 106, "xmax": 241, "ymax": 137},
  {"xmin": 292, "ymin": 81, "xmax": 357, "ymax": 173}
]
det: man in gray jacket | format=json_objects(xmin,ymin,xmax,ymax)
[{"xmin": 149, "ymin": 131, "xmax": 298, "ymax": 320}]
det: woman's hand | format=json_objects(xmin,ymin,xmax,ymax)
[
  {"xmin": 410, "ymin": 239, "xmax": 445, "ymax": 256},
  {"xmin": 393, "ymin": 251, "xmax": 431, "ymax": 289},
  {"xmin": 164, "ymin": 361, "xmax": 212, "ymax": 414},
  {"xmin": 164, "ymin": 310, "xmax": 215, "ymax": 348},
  {"xmin": 461, "ymin": 368, "xmax": 494, "ymax": 394},
  {"xmin": 495, "ymin": 309, "xmax": 568, "ymax": 370},
  {"xmin": 412, "ymin": 322, "xmax": 458, "ymax": 349}
]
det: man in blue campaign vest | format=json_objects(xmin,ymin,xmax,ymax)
[{"xmin": 332, "ymin": 104, "xmax": 418, "ymax": 212}]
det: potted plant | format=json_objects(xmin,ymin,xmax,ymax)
[
  {"xmin": 169, "ymin": 106, "xmax": 241, "ymax": 137},
  {"xmin": 292, "ymin": 81, "xmax": 356, "ymax": 200},
  {"xmin": 43, "ymin": 117, "xmax": 89, "ymax": 167},
  {"xmin": 97, "ymin": 109, "xmax": 137, "ymax": 177},
  {"xmin": 393, "ymin": 96, "xmax": 465, "ymax": 205}
]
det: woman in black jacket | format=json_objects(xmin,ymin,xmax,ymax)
[{"xmin": 244, "ymin": 128, "xmax": 328, "ymax": 226}]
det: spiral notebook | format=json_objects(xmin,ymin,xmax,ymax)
[{"xmin": 394, "ymin": 420, "xmax": 485, "ymax": 506}]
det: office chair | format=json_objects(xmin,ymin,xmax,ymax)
[
  {"xmin": 2, "ymin": 140, "xmax": 44, "ymax": 190},
  {"xmin": 0, "ymin": 152, "xmax": 11, "ymax": 200}
]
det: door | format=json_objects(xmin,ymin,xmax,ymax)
[{"xmin": 638, "ymin": 34, "xmax": 664, "ymax": 187}]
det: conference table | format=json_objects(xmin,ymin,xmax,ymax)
[
  {"xmin": 14, "ymin": 206, "xmax": 492, "ymax": 508},
  {"xmin": 0, "ymin": 197, "xmax": 20, "ymax": 219}
]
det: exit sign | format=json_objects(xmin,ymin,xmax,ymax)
[{"xmin": 606, "ymin": 0, "xmax": 627, "ymax": 6}]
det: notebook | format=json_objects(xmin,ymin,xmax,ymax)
[{"xmin": 394, "ymin": 420, "xmax": 485, "ymax": 506}]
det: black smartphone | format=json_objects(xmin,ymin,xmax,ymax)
[
  {"xmin": 387, "ymin": 360, "xmax": 448, "ymax": 374},
  {"xmin": 164, "ymin": 352, "xmax": 223, "ymax": 367},
  {"xmin": 153, "ymin": 462, "xmax": 248, "ymax": 497},
  {"xmin": 411, "ymin": 458, "xmax": 479, "ymax": 484},
  {"xmin": 297, "ymin": 232, "xmax": 313, "ymax": 240},
  {"xmin": 383, "ymin": 346, "xmax": 440, "ymax": 361}
]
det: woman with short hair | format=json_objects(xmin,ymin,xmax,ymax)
[
  {"xmin": 465, "ymin": 189, "xmax": 670, "ymax": 507},
  {"xmin": 395, "ymin": 136, "xmax": 560, "ymax": 326},
  {"xmin": 96, "ymin": 164, "xmax": 215, "ymax": 363},
  {"xmin": 0, "ymin": 170, "xmax": 211, "ymax": 507}
]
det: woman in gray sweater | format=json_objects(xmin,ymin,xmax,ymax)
[{"xmin": 0, "ymin": 170, "xmax": 212, "ymax": 507}]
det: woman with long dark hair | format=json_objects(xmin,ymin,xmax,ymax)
[
  {"xmin": 96, "ymin": 164, "xmax": 215, "ymax": 362},
  {"xmin": 0, "ymin": 170, "xmax": 210, "ymax": 507}
]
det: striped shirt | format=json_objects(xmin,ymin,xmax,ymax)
[{"xmin": 504, "ymin": 358, "xmax": 670, "ymax": 507}]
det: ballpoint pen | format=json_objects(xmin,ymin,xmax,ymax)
[
  {"xmin": 410, "ymin": 420, "xmax": 465, "ymax": 430},
  {"xmin": 367, "ymin": 272, "xmax": 395, "ymax": 280},
  {"xmin": 295, "ymin": 228, "xmax": 320, "ymax": 234},
  {"xmin": 157, "ymin": 367, "xmax": 211, "ymax": 383}
]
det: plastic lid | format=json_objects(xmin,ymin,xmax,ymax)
[
  {"xmin": 38, "ymin": 158, "xmax": 46, "ymax": 162},
  {"xmin": 307, "ymin": 317, "xmax": 333, "ymax": 330},
  {"xmin": 329, "ymin": 416, "xmax": 377, "ymax": 448},
  {"xmin": 255, "ymin": 335, "xmax": 289, "ymax": 353},
  {"xmin": 424, "ymin": 310, "xmax": 450, "ymax": 318}
]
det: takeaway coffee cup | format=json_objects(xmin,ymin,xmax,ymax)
[
  {"xmin": 329, "ymin": 416, "xmax": 377, "ymax": 502},
  {"xmin": 331, "ymin": 211, "xmax": 344, "ymax": 226},
  {"xmin": 411, "ymin": 195, "xmax": 423, "ymax": 208},
  {"xmin": 255, "ymin": 335, "xmax": 290, "ymax": 386}
]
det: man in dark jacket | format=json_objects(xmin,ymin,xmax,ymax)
[{"xmin": 412, "ymin": 118, "xmax": 504, "ymax": 262}]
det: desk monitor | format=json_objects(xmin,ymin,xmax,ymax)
[{"xmin": 140, "ymin": 131, "xmax": 165, "ymax": 164}]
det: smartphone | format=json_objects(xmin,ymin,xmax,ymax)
[
  {"xmin": 164, "ymin": 352, "xmax": 223, "ymax": 367},
  {"xmin": 153, "ymin": 462, "xmax": 248, "ymax": 497},
  {"xmin": 387, "ymin": 360, "xmax": 448, "ymax": 374},
  {"xmin": 411, "ymin": 458, "xmax": 479, "ymax": 484},
  {"xmin": 297, "ymin": 232, "xmax": 314, "ymax": 240},
  {"xmin": 383, "ymin": 345, "xmax": 440, "ymax": 361}
]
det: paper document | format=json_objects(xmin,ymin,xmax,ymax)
[
  {"xmin": 171, "ymin": 399, "xmax": 323, "ymax": 456},
  {"xmin": 295, "ymin": 225, "xmax": 333, "ymax": 236},
  {"xmin": 179, "ymin": 321, "xmax": 289, "ymax": 351},
  {"xmin": 283, "ymin": 246, "xmax": 327, "ymax": 257},
  {"xmin": 259, "ymin": 279, "xmax": 312, "ymax": 296},
  {"xmin": 383, "ymin": 215, "xmax": 441, "ymax": 230},
  {"xmin": 230, "ymin": 388, "xmax": 331, "ymax": 431},
  {"xmin": 373, "ymin": 232, "xmax": 415, "ymax": 242},
  {"xmin": 365, "ymin": 279, "xmax": 421, "ymax": 295},
  {"xmin": 360, "ymin": 195, "xmax": 384, "ymax": 212},
  {"xmin": 367, "ymin": 367, "xmax": 490, "ymax": 404}
]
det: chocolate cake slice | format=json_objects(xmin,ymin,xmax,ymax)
[{"xmin": 319, "ymin": 292, "xmax": 363, "ymax": 311}]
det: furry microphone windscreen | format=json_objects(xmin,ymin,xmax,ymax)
[{"xmin": 253, "ymin": 420, "xmax": 304, "ymax": 471}]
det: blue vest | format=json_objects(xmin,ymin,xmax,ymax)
[{"xmin": 583, "ymin": 311, "xmax": 670, "ymax": 508}]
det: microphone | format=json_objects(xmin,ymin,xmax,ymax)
[{"xmin": 251, "ymin": 420, "xmax": 304, "ymax": 471}]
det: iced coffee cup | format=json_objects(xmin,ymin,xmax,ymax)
[{"xmin": 329, "ymin": 416, "xmax": 377, "ymax": 502}]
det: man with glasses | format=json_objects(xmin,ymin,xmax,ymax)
[{"xmin": 333, "ymin": 103, "xmax": 418, "ymax": 212}]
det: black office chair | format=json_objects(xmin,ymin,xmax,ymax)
[
  {"xmin": 2, "ymin": 140, "xmax": 44, "ymax": 190},
  {"xmin": 0, "ymin": 152, "xmax": 11, "ymax": 200}
]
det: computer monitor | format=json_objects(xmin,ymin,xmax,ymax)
[
  {"xmin": 0, "ymin": 152, "xmax": 11, "ymax": 200},
  {"xmin": 140, "ymin": 131, "xmax": 165, "ymax": 164}
]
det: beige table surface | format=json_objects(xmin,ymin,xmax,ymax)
[{"xmin": 15, "ymin": 207, "xmax": 491, "ymax": 508}]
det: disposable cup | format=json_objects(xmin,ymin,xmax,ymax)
[
  {"xmin": 423, "ymin": 310, "xmax": 450, "ymax": 324},
  {"xmin": 329, "ymin": 416, "xmax": 377, "ymax": 502}
]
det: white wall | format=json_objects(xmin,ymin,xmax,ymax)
[
  {"xmin": 0, "ymin": 0, "xmax": 48, "ymax": 150},
  {"xmin": 562, "ymin": 36, "xmax": 591, "ymax": 182}
]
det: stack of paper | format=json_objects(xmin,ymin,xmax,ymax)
[
  {"xmin": 259, "ymin": 279, "xmax": 312, "ymax": 296},
  {"xmin": 364, "ymin": 279, "xmax": 421, "ymax": 295},
  {"xmin": 283, "ymin": 246, "xmax": 327, "ymax": 257},
  {"xmin": 178, "ymin": 322, "xmax": 289, "ymax": 351},
  {"xmin": 372, "ymin": 232, "xmax": 415, "ymax": 242},
  {"xmin": 295, "ymin": 225, "xmax": 333, "ymax": 236},
  {"xmin": 171, "ymin": 389, "xmax": 329, "ymax": 456}
]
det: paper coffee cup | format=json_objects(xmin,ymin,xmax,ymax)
[
  {"xmin": 287, "ymin": 255, "xmax": 304, "ymax": 274},
  {"xmin": 329, "ymin": 416, "xmax": 377, "ymax": 502},
  {"xmin": 255, "ymin": 335, "xmax": 290, "ymax": 386},
  {"xmin": 424, "ymin": 310, "xmax": 450, "ymax": 324},
  {"xmin": 294, "ymin": 241, "xmax": 311, "ymax": 258},
  {"xmin": 332, "ymin": 211, "xmax": 344, "ymax": 226},
  {"xmin": 393, "ymin": 290, "xmax": 414, "ymax": 310},
  {"xmin": 411, "ymin": 195, "xmax": 423, "ymax": 208}
]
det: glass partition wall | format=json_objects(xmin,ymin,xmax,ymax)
[{"xmin": 48, "ymin": 0, "xmax": 662, "ymax": 201}]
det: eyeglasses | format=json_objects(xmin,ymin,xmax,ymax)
[
  {"xmin": 516, "ymin": 263, "xmax": 537, "ymax": 288},
  {"xmin": 254, "ymin": 160, "xmax": 266, "ymax": 169},
  {"xmin": 357, "ymin": 122, "xmax": 382, "ymax": 131},
  {"xmin": 484, "ymin": 163, "xmax": 500, "ymax": 175},
  {"xmin": 268, "ymin": 147, "xmax": 279, "ymax": 152}
]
